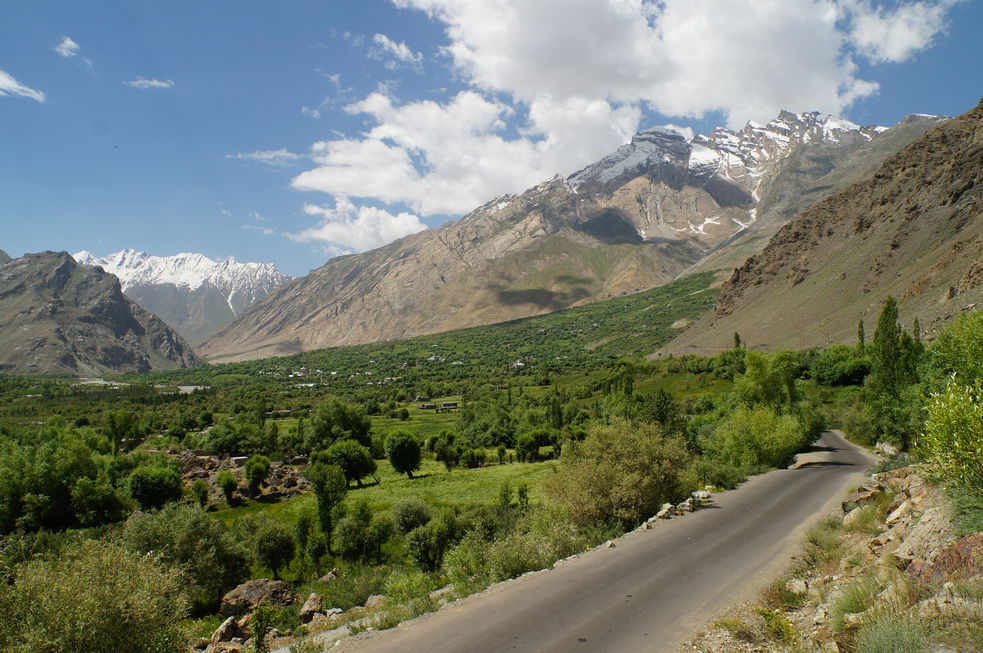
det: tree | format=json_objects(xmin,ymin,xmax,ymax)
[
  {"xmin": 244, "ymin": 455, "xmax": 271, "ymax": 499},
  {"xmin": 316, "ymin": 440, "xmax": 377, "ymax": 487},
  {"xmin": 215, "ymin": 470, "xmax": 238, "ymax": 505},
  {"xmin": 385, "ymin": 430, "xmax": 422, "ymax": 478},
  {"xmin": 191, "ymin": 479, "xmax": 209, "ymax": 507},
  {"xmin": 104, "ymin": 409, "xmax": 138, "ymax": 455},
  {"xmin": 127, "ymin": 465, "xmax": 183, "ymax": 510},
  {"xmin": 304, "ymin": 462, "xmax": 347, "ymax": 552},
  {"xmin": 122, "ymin": 503, "xmax": 250, "ymax": 608},
  {"xmin": 255, "ymin": 521, "xmax": 296, "ymax": 580},
  {"xmin": 867, "ymin": 296, "xmax": 924, "ymax": 449},
  {"xmin": 858, "ymin": 319, "xmax": 865, "ymax": 355},
  {"xmin": 306, "ymin": 398, "xmax": 373, "ymax": 452}
]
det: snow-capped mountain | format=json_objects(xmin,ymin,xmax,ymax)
[
  {"xmin": 202, "ymin": 109, "xmax": 947, "ymax": 361},
  {"xmin": 73, "ymin": 249, "xmax": 292, "ymax": 346}
]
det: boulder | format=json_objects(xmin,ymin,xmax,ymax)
[
  {"xmin": 657, "ymin": 503, "xmax": 673, "ymax": 519},
  {"xmin": 841, "ymin": 484, "xmax": 881, "ymax": 512},
  {"xmin": 300, "ymin": 593, "xmax": 323, "ymax": 624},
  {"xmin": 219, "ymin": 579, "xmax": 300, "ymax": 617},
  {"xmin": 786, "ymin": 578, "xmax": 808, "ymax": 596},
  {"xmin": 364, "ymin": 594, "xmax": 385, "ymax": 610},
  {"xmin": 211, "ymin": 616, "xmax": 239, "ymax": 645}
]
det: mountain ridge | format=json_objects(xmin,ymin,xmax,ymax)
[
  {"xmin": 74, "ymin": 249, "xmax": 293, "ymax": 346},
  {"xmin": 0, "ymin": 251, "xmax": 202, "ymax": 375},
  {"xmin": 199, "ymin": 110, "xmax": 947, "ymax": 362},
  {"xmin": 661, "ymin": 98, "xmax": 983, "ymax": 355}
]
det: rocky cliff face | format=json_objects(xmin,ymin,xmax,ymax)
[
  {"xmin": 663, "ymin": 98, "xmax": 983, "ymax": 355},
  {"xmin": 201, "ymin": 111, "xmax": 945, "ymax": 362},
  {"xmin": 74, "ymin": 250, "xmax": 293, "ymax": 346},
  {"xmin": 0, "ymin": 251, "xmax": 202, "ymax": 375}
]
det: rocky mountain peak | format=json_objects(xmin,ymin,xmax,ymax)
[{"xmin": 0, "ymin": 251, "xmax": 201, "ymax": 375}]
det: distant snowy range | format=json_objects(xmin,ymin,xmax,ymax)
[{"xmin": 74, "ymin": 249, "xmax": 292, "ymax": 346}]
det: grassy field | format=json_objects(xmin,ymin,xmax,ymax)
[{"xmin": 216, "ymin": 454, "xmax": 554, "ymax": 526}]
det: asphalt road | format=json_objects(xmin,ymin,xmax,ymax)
[{"xmin": 330, "ymin": 430, "xmax": 874, "ymax": 653}]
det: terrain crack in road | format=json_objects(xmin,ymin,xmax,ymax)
[{"xmin": 330, "ymin": 430, "xmax": 874, "ymax": 653}]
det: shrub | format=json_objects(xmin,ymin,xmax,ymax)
[
  {"xmin": 854, "ymin": 613, "xmax": 927, "ymax": 653},
  {"xmin": 829, "ymin": 575, "xmax": 882, "ymax": 632},
  {"xmin": 701, "ymin": 404, "xmax": 806, "ymax": 472},
  {"xmin": 0, "ymin": 539, "xmax": 188, "ymax": 653},
  {"xmin": 127, "ymin": 465, "xmax": 183, "ymax": 510},
  {"xmin": 244, "ymin": 455, "xmax": 271, "ymax": 499},
  {"xmin": 191, "ymin": 478, "xmax": 209, "ymax": 506},
  {"xmin": 391, "ymin": 497, "xmax": 433, "ymax": 534},
  {"xmin": 754, "ymin": 607, "xmax": 795, "ymax": 644},
  {"xmin": 542, "ymin": 419, "xmax": 690, "ymax": 529},
  {"xmin": 122, "ymin": 503, "xmax": 250, "ymax": 609},
  {"xmin": 215, "ymin": 470, "xmax": 238, "ymax": 505},
  {"xmin": 920, "ymin": 378, "xmax": 983, "ymax": 496}
]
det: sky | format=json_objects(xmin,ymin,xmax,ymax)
[{"xmin": 2, "ymin": 0, "xmax": 981, "ymax": 278}]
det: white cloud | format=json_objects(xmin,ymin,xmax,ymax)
[
  {"xmin": 286, "ymin": 198, "xmax": 427, "ymax": 255},
  {"xmin": 394, "ymin": 0, "xmax": 959, "ymax": 125},
  {"xmin": 0, "ymin": 69, "xmax": 45, "ymax": 102},
  {"xmin": 290, "ymin": 90, "xmax": 634, "ymax": 216},
  {"xmin": 281, "ymin": 0, "xmax": 960, "ymax": 251},
  {"xmin": 372, "ymin": 34, "xmax": 424, "ymax": 69},
  {"xmin": 241, "ymin": 225, "xmax": 275, "ymax": 236},
  {"xmin": 844, "ymin": 0, "xmax": 959, "ymax": 63},
  {"xmin": 54, "ymin": 36, "xmax": 80, "ymax": 58},
  {"xmin": 227, "ymin": 149, "xmax": 303, "ymax": 167},
  {"xmin": 124, "ymin": 77, "xmax": 174, "ymax": 89}
]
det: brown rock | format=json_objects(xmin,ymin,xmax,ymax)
[
  {"xmin": 211, "ymin": 616, "xmax": 239, "ymax": 645},
  {"xmin": 219, "ymin": 579, "xmax": 300, "ymax": 617},
  {"xmin": 908, "ymin": 533, "xmax": 983, "ymax": 582},
  {"xmin": 300, "ymin": 592, "xmax": 323, "ymax": 624},
  {"xmin": 841, "ymin": 485, "xmax": 881, "ymax": 512}
]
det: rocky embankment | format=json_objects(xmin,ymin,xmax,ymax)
[{"xmin": 681, "ymin": 465, "xmax": 983, "ymax": 653}]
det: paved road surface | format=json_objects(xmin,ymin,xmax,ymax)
[{"xmin": 330, "ymin": 430, "xmax": 874, "ymax": 653}]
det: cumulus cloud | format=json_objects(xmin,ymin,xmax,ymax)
[
  {"xmin": 124, "ymin": 77, "xmax": 174, "ymax": 89},
  {"xmin": 394, "ymin": 0, "xmax": 959, "ymax": 124},
  {"xmin": 286, "ymin": 198, "xmax": 427, "ymax": 255},
  {"xmin": 283, "ymin": 0, "xmax": 960, "ymax": 251},
  {"xmin": 0, "ymin": 69, "xmax": 45, "ymax": 103},
  {"xmin": 227, "ymin": 149, "xmax": 303, "ymax": 167},
  {"xmin": 54, "ymin": 36, "xmax": 80, "ymax": 57},
  {"xmin": 844, "ymin": 0, "xmax": 959, "ymax": 63},
  {"xmin": 290, "ymin": 90, "xmax": 636, "ymax": 216}
]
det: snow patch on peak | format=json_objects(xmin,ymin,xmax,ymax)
[{"xmin": 73, "ymin": 249, "xmax": 293, "ymax": 310}]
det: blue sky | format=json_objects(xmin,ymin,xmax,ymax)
[{"xmin": 2, "ymin": 0, "xmax": 981, "ymax": 277}]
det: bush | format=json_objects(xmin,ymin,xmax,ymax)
[
  {"xmin": 701, "ymin": 405, "xmax": 807, "ymax": 472},
  {"xmin": 122, "ymin": 503, "xmax": 250, "ymax": 609},
  {"xmin": 244, "ymin": 455, "xmax": 271, "ymax": 499},
  {"xmin": 920, "ymin": 378, "xmax": 983, "ymax": 496},
  {"xmin": 0, "ymin": 539, "xmax": 188, "ymax": 653},
  {"xmin": 541, "ymin": 419, "xmax": 690, "ymax": 529},
  {"xmin": 215, "ymin": 470, "xmax": 238, "ymax": 505},
  {"xmin": 854, "ymin": 613, "xmax": 927, "ymax": 653},
  {"xmin": 391, "ymin": 497, "xmax": 433, "ymax": 534},
  {"xmin": 127, "ymin": 465, "xmax": 183, "ymax": 510}
]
